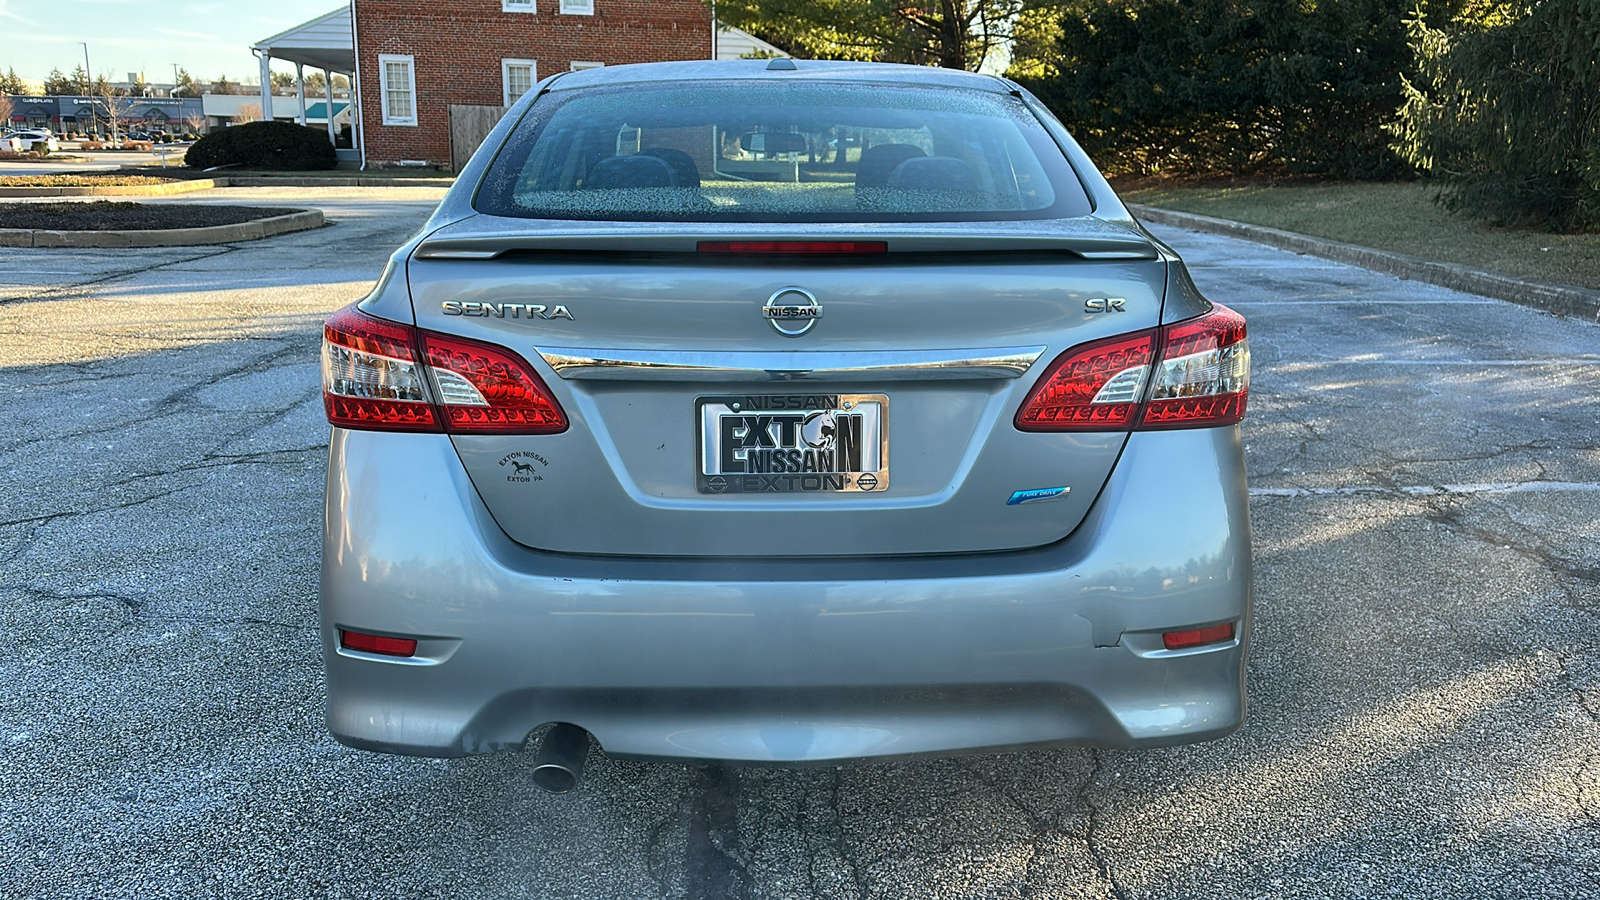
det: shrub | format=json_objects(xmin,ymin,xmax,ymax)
[
  {"xmin": 1017, "ymin": 0, "xmax": 1415, "ymax": 179},
  {"xmin": 121, "ymin": 141, "xmax": 152, "ymax": 151},
  {"xmin": 184, "ymin": 120, "xmax": 337, "ymax": 170},
  {"xmin": 80, "ymin": 140, "xmax": 104, "ymax": 151},
  {"xmin": 1391, "ymin": 0, "xmax": 1600, "ymax": 232}
]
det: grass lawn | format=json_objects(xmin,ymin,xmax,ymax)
[
  {"xmin": 0, "ymin": 174, "xmax": 175, "ymax": 187},
  {"xmin": 1115, "ymin": 179, "xmax": 1600, "ymax": 292}
]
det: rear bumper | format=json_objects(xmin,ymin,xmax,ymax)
[{"xmin": 320, "ymin": 426, "xmax": 1252, "ymax": 763}]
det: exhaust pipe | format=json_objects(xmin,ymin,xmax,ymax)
[{"xmin": 530, "ymin": 723, "xmax": 590, "ymax": 794}]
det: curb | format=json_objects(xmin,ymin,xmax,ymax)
[
  {"xmin": 225, "ymin": 176, "xmax": 454, "ymax": 188},
  {"xmin": 0, "ymin": 209, "xmax": 325, "ymax": 248},
  {"xmin": 1128, "ymin": 203, "xmax": 1600, "ymax": 324},
  {"xmin": 0, "ymin": 178, "xmax": 223, "ymax": 198}
]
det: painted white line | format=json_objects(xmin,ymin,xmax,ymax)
[
  {"xmin": 1278, "ymin": 359, "xmax": 1600, "ymax": 367},
  {"xmin": 1225, "ymin": 299, "xmax": 1504, "ymax": 306},
  {"xmin": 1251, "ymin": 481, "xmax": 1600, "ymax": 498}
]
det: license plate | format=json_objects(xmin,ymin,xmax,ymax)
[{"xmin": 697, "ymin": 394, "xmax": 888, "ymax": 494}]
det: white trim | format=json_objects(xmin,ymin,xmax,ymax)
[
  {"xmin": 569, "ymin": 61, "xmax": 605, "ymax": 71},
  {"xmin": 378, "ymin": 54, "xmax": 416, "ymax": 126},
  {"xmin": 501, "ymin": 0, "xmax": 536, "ymax": 12},
  {"xmin": 501, "ymin": 59, "xmax": 537, "ymax": 107},
  {"xmin": 559, "ymin": 0, "xmax": 594, "ymax": 15}
]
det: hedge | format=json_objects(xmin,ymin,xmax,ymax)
[{"xmin": 184, "ymin": 121, "xmax": 337, "ymax": 171}]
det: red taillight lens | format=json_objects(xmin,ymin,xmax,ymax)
[
  {"xmin": 1015, "ymin": 304, "xmax": 1249, "ymax": 432},
  {"xmin": 421, "ymin": 332, "xmax": 567, "ymax": 434},
  {"xmin": 340, "ymin": 629, "xmax": 418, "ymax": 657},
  {"xmin": 1014, "ymin": 331, "xmax": 1156, "ymax": 430},
  {"xmin": 1162, "ymin": 622, "xmax": 1236, "ymax": 651},
  {"xmin": 321, "ymin": 305, "xmax": 439, "ymax": 432},
  {"xmin": 321, "ymin": 303, "xmax": 567, "ymax": 434},
  {"xmin": 697, "ymin": 241, "xmax": 888, "ymax": 255}
]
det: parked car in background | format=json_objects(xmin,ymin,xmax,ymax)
[
  {"xmin": 3, "ymin": 131, "xmax": 59, "ymax": 153},
  {"xmin": 319, "ymin": 59, "xmax": 1253, "ymax": 791},
  {"xmin": 2, "ymin": 134, "xmax": 22, "ymax": 153}
]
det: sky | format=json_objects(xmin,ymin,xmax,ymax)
[{"xmin": 0, "ymin": 0, "xmax": 347, "ymax": 85}]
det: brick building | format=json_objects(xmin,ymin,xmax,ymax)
[{"xmin": 353, "ymin": 0, "xmax": 716, "ymax": 167}]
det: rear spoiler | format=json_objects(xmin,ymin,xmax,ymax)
[{"xmin": 413, "ymin": 221, "xmax": 1160, "ymax": 261}]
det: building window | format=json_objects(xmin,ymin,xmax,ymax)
[
  {"xmin": 502, "ymin": 0, "xmax": 535, "ymax": 12},
  {"xmin": 378, "ymin": 54, "xmax": 416, "ymax": 126},
  {"xmin": 560, "ymin": 0, "xmax": 594, "ymax": 15},
  {"xmin": 570, "ymin": 61, "xmax": 604, "ymax": 71},
  {"xmin": 502, "ymin": 59, "xmax": 537, "ymax": 108}
]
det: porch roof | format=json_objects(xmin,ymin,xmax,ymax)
[{"xmin": 252, "ymin": 6, "xmax": 354, "ymax": 74}]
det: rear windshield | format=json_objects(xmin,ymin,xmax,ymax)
[{"xmin": 474, "ymin": 80, "xmax": 1093, "ymax": 223}]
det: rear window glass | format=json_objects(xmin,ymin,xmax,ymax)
[{"xmin": 474, "ymin": 80, "xmax": 1093, "ymax": 223}]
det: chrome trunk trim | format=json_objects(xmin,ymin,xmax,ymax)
[{"xmin": 538, "ymin": 346, "xmax": 1047, "ymax": 382}]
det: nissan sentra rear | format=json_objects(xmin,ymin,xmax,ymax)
[{"xmin": 319, "ymin": 60, "xmax": 1251, "ymax": 785}]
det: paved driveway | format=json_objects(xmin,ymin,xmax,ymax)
[{"xmin": 2, "ymin": 189, "xmax": 1596, "ymax": 899}]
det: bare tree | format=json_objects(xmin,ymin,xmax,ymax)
[
  {"xmin": 183, "ymin": 112, "xmax": 205, "ymax": 136},
  {"xmin": 232, "ymin": 103, "xmax": 262, "ymax": 125},
  {"xmin": 0, "ymin": 97, "xmax": 14, "ymax": 141}
]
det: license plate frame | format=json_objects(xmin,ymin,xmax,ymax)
[{"xmin": 696, "ymin": 393, "xmax": 888, "ymax": 494}]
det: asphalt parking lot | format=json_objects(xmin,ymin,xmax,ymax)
[{"xmin": 2, "ymin": 187, "xmax": 1597, "ymax": 899}]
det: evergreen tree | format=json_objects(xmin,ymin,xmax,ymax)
[{"xmin": 1391, "ymin": 0, "xmax": 1600, "ymax": 231}]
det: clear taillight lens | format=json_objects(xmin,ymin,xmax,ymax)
[
  {"xmin": 321, "ymin": 304, "xmax": 567, "ymax": 434},
  {"xmin": 322, "ymin": 305, "xmax": 439, "ymax": 432},
  {"xmin": 1142, "ymin": 304, "xmax": 1249, "ymax": 428},
  {"xmin": 1016, "ymin": 304, "xmax": 1248, "ymax": 432}
]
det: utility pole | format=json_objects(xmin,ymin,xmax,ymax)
[
  {"xmin": 171, "ymin": 63, "xmax": 181, "ymax": 97},
  {"xmin": 80, "ymin": 42, "xmax": 95, "ymax": 137}
]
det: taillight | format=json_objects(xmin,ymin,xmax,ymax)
[
  {"xmin": 1013, "ymin": 331, "xmax": 1156, "ymax": 430},
  {"xmin": 322, "ymin": 305, "xmax": 438, "ymax": 432},
  {"xmin": 1016, "ymin": 304, "xmax": 1248, "ymax": 432},
  {"xmin": 1141, "ymin": 305, "xmax": 1249, "ymax": 429},
  {"xmin": 321, "ymin": 303, "xmax": 567, "ymax": 434},
  {"xmin": 422, "ymin": 333, "xmax": 566, "ymax": 433}
]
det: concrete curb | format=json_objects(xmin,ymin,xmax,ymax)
[
  {"xmin": 0, "ymin": 178, "xmax": 223, "ymax": 198},
  {"xmin": 225, "ymin": 176, "xmax": 454, "ymax": 188},
  {"xmin": 0, "ymin": 209, "xmax": 324, "ymax": 248},
  {"xmin": 1128, "ymin": 203, "xmax": 1600, "ymax": 323}
]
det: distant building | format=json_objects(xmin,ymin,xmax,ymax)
[
  {"xmin": 3, "ymin": 95, "xmax": 206, "ymax": 136},
  {"xmin": 253, "ymin": 2, "xmax": 785, "ymax": 169}
]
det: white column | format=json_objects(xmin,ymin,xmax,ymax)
[
  {"xmin": 296, "ymin": 63, "xmax": 307, "ymax": 126},
  {"xmin": 324, "ymin": 68, "xmax": 337, "ymax": 148},
  {"xmin": 258, "ymin": 53, "xmax": 273, "ymax": 123}
]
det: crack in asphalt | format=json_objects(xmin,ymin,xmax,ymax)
[
  {"xmin": 0, "ymin": 483, "xmax": 199, "ymax": 530},
  {"xmin": 1081, "ymin": 750, "xmax": 1130, "ymax": 900},
  {"xmin": 828, "ymin": 769, "xmax": 867, "ymax": 900},
  {"xmin": 5, "ymin": 582, "xmax": 315, "ymax": 632},
  {"xmin": 0, "ymin": 246, "xmax": 238, "ymax": 308},
  {"xmin": 683, "ymin": 765, "xmax": 752, "ymax": 900},
  {"xmin": 1422, "ymin": 499, "xmax": 1600, "ymax": 586}
]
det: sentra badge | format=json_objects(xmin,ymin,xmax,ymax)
[{"xmin": 442, "ymin": 301, "xmax": 573, "ymax": 320}]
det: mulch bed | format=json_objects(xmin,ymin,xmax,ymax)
[
  {"xmin": 0, "ymin": 175, "xmax": 177, "ymax": 188},
  {"xmin": 0, "ymin": 201, "xmax": 306, "ymax": 231}
]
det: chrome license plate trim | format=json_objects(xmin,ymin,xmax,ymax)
[{"xmin": 696, "ymin": 393, "xmax": 889, "ymax": 494}]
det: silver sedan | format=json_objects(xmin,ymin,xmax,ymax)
[{"xmin": 319, "ymin": 60, "xmax": 1252, "ymax": 790}]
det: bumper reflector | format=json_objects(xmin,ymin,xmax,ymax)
[
  {"xmin": 340, "ymin": 630, "xmax": 418, "ymax": 657},
  {"xmin": 1162, "ymin": 623, "xmax": 1236, "ymax": 651}
]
